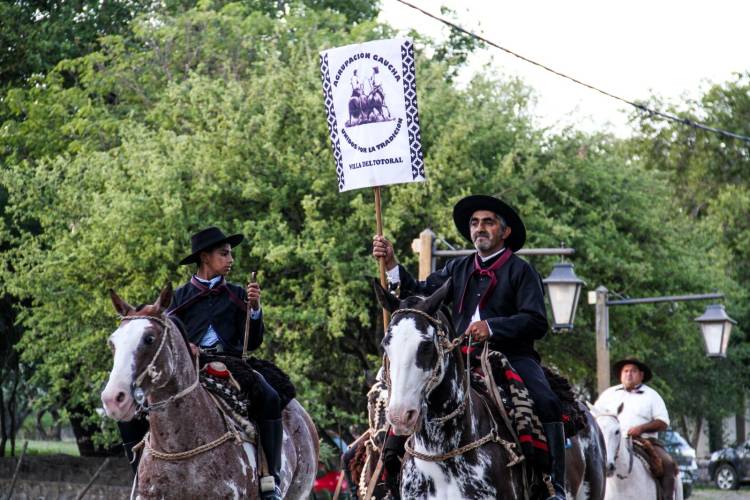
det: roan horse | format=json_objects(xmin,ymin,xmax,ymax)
[
  {"xmin": 101, "ymin": 284, "xmax": 318, "ymax": 499},
  {"xmin": 590, "ymin": 403, "xmax": 683, "ymax": 500},
  {"xmin": 374, "ymin": 279, "xmax": 606, "ymax": 499}
]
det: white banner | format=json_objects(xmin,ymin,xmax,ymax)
[{"xmin": 320, "ymin": 38, "xmax": 425, "ymax": 192}]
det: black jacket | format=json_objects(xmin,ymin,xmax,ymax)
[
  {"xmin": 397, "ymin": 251, "xmax": 548, "ymax": 360},
  {"xmin": 170, "ymin": 278, "xmax": 264, "ymax": 353}
]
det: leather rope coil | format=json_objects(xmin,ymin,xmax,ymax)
[{"xmin": 404, "ymin": 427, "xmax": 520, "ymax": 463}]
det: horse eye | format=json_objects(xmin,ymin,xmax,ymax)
[
  {"xmin": 144, "ymin": 334, "xmax": 156, "ymax": 345},
  {"xmin": 615, "ymin": 430, "xmax": 620, "ymax": 435},
  {"xmin": 108, "ymin": 341, "xmax": 115, "ymax": 353}
]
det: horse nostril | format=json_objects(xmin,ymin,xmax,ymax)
[
  {"xmin": 405, "ymin": 409, "xmax": 417, "ymax": 425},
  {"xmin": 115, "ymin": 391, "xmax": 126, "ymax": 404}
]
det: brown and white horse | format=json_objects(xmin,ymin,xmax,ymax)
[
  {"xmin": 101, "ymin": 284, "xmax": 318, "ymax": 499},
  {"xmin": 374, "ymin": 279, "xmax": 606, "ymax": 499}
]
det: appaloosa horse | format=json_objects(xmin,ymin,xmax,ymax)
[
  {"xmin": 101, "ymin": 284, "xmax": 318, "ymax": 499},
  {"xmin": 374, "ymin": 279, "xmax": 606, "ymax": 499},
  {"xmin": 591, "ymin": 403, "xmax": 682, "ymax": 500}
]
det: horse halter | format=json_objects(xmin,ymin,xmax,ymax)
[
  {"xmin": 386, "ymin": 307, "xmax": 469, "ymax": 424},
  {"xmin": 119, "ymin": 314, "xmax": 200, "ymax": 413},
  {"xmin": 597, "ymin": 411, "xmax": 635, "ymax": 479}
]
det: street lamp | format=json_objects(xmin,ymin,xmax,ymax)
[
  {"xmin": 695, "ymin": 304, "xmax": 737, "ymax": 358},
  {"xmin": 543, "ymin": 262, "xmax": 586, "ymax": 331},
  {"xmin": 590, "ymin": 290, "xmax": 736, "ymax": 394}
]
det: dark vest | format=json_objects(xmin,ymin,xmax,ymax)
[{"xmin": 170, "ymin": 279, "xmax": 264, "ymax": 353}]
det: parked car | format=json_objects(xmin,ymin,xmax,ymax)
[
  {"xmin": 659, "ymin": 429, "xmax": 698, "ymax": 498},
  {"xmin": 709, "ymin": 439, "xmax": 750, "ymax": 490}
]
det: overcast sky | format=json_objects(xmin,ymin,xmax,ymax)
[{"xmin": 379, "ymin": 0, "xmax": 750, "ymax": 136}]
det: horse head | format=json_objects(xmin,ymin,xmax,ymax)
[
  {"xmin": 589, "ymin": 401, "xmax": 625, "ymax": 477},
  {"xmin": 101, "ymin": 283, "xmax": 190, "ymax": 421},
  {"xmin": 373, "ymin": 279, "xmax": 454, "ymax": 436}
]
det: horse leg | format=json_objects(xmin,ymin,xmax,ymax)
[{"xmin": 281, "ymin": 400, "xmax": 319, "ymax": 499}]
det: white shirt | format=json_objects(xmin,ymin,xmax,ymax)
[
  {"xmin": 594, "ymin": 383, "xmax": 670, "ymax": 439},
  {"xmin": 385, "ymin": 248, "xmax": 506, "ymax": 335}
]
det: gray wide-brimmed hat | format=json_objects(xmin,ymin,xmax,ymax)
[
  {"xmin": 613, "ymin": 357, "xmax": 653, "ymax": 383},
  {"xmin": 179, "ymin": 226, "xmax": 244, "ymax": 266},
  {"xmin": 452, "ymin": 195, "xmax": 526, "ymax": 251}
]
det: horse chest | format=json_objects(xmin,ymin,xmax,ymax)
[{"xmin": 402, "ymin": 452, "xmax": 497, "ymax": 500}]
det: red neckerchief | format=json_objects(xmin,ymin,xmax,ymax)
[{"xmin": 458, "ymin": 249, "xmax": 513, "ymax": 313}]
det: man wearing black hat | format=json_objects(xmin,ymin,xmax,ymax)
[
  {"xmin": 372, "ymin": 195, "xmax": 566, "ymax": 500},
  {"xmin": 168, "ymin": 226, "xmax": 283, "ymax": 500},
  {"xmin": 595, "ymin": 357, "xmax": 676, "ymax": 499}
]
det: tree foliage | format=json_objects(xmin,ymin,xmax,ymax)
[{"xmin": 0, "ymin": 1, "xmax": 746, "ymax": 451}]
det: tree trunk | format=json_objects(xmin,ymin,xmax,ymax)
[
  {"xmin": 708, "ymin": 414, "xmax": 724, "ymax": 452},
  {"xmin": 68, "ymin": 405, "xmax": 118, "ymax": 457},
  {"xmin": 8, "ymin": 368, "xmax": 18, "ymax": 456},
  {"xmin": 736, "ymin": 392, "xmax": 747, "ymax": 445},
  {"xmin": 689, "ymin": 415, "xmax": 703, "ymax": 451},
  {"xmin": 0, "ymin": 379, "xmax": 7, "ymax": 457}
]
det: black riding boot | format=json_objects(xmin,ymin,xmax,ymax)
[
  {"xmin": 259, "ymin": 418, "xmax": 283, "ymax": 500},
  {"xmin": 543, "ymin": 422, "xmax": 566, "ymax": 500},
  {"xmin": 382, "ymin": 434, "xmax": 407, "ymax": 499},
  {"xmin": 117, "ymin": 418, "xmax": 149, "ymax": 475}
]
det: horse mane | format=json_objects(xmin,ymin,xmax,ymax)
[{"xmin": 130, "ymin": 302, "xmax": 193, "ymax": 355}]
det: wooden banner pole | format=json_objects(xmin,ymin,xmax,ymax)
[
  {"xmin": 374, "ymin": 186, "xmax": 390, "ymax": 330},
  {"xmin": 242, "ymin": 271, "xmax": 257, "ymax": 360}
]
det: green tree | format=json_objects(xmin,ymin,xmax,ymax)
[
  {"xmin": 629, "ymin": 73, "xmax": 750, "ymax": 448},
  {"xmin": 0, "ymin": 0, "xmax": 743, "ymax": 453}
]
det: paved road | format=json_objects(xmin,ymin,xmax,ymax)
[{"xmin": 691, "ymin": 488, "xmax": 750, "ymax": 499}]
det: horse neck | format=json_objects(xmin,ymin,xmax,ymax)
[
  {"xmin": 417, "ymin": 347, "xmax": 478, "ymax": 447},
  {"xmin": 146, "ymin": 332, "xmax": 227, "ymax": 451},
  {"xmin": 615, "ymin": 433, "xmax": 635, "ymax": 473}
]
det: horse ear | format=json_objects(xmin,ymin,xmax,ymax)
[
  {"xmin": 154, "ymin": 282, "xmax": 173, "ymax": 313},
  {"xmin": 616, "ymin": 402, "xmax": 624, "ymax": 415},
  {"xmin": 586, "ymin": 401, "xmax": 597, "ymax": 415},
  {"xmin": 372, "ymin": 278, "xmax": 399, "ymax": 313},
  {"xmin": 109, "ymin": 289, "xmax": 134, "ymax": 317},
  {"xmin": 418, "ymin": 278, "xmax": 452, "ymax": 316}
]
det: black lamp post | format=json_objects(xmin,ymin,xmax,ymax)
[
  {"xmin": 695, "ymin": 304, "xmax": 737, "ymax": 358},
  {"xmin": 543, "ymin": 262, "xmax": 586, "ymax": 331}
]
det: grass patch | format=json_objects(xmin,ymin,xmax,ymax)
[{"xmin": 21, "ymin": 440, "xmax": 80, "ymax": 456}]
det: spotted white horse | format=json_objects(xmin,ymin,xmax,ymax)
[
  {"xmin": 101, "ymin": 284, "xmax": 318, "ymax": 499},
  {"xmin": 590, "ymin": 403, "xmax": 682, "ymax": 500}
]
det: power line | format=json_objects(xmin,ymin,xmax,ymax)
[{"xmin": 396, "ymin": 0, "xmax": 750, "ymax": 145}]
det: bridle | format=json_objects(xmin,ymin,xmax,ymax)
[
  {"xmin": 119, "ymin": 315, "xmax": 200, "ymax": 413},
  {"xmin": 386, "ymin": 307, "xmax": 520, "ymax": 463},
  {"xmin": 596, "ymin": 412, "xmax": 635, "ymax": 479},
  {"xmin": 385, "ymin": 307, "xmax": 469, "ymax": 424}
]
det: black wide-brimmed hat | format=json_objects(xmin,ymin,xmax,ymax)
[
  {"xmin": 452, "ymin": 195, "xmax": 526, "ymax": 251},
  {"xmin": 613, "ymin": 357, "xmax": 653, "ymax": 383},
  {"xmin": 179, "ymin": 227, "xmax": 244, "ymax": 266}
]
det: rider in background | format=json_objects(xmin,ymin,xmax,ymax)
[
  {"xmin": 368, "ymin": 65, "xmax": 384, "ymax": 101},
  {"xmin": 350, "ymin": 69, "xmax": 364, "ymax": 97},
  {"xmin": 595, "ymin": 357, "xmax": 677, "ymax": 500},
  {"xmin": 372, "ymin": 195, "xmax": 567, "ymax": 500},
  {"xmin": 169, "ymin": 226, "xmax": 282, "ymax": 500}
]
